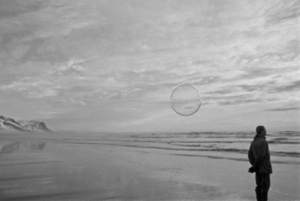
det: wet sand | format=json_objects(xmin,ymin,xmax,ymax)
[{"xmin": 0, "ymin": 132, "xmax": 299, "ymax": 200}]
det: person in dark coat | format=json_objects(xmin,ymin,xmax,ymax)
[{"xmin": 248, "ymin": 125, "xmax": 272, "ymax": 201}]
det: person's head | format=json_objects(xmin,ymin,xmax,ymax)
[{"xmin": 256, "ymin": 125, "xmax": 266, "ymax": 137}]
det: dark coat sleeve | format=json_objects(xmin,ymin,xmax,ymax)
[
  {"xmin": 248, "ymin": 144, "xmax": 255, "ymax": 165},
  {"xmin": 252, "ymin": 140, "xmax": 268, "ymax": 169}
]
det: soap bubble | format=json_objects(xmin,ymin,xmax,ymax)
[{"xmin": 170, "ymin": 85, "xmax": 201, "ymax": 116}]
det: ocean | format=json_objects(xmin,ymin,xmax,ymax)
[{"xmin": 58, "ymin": 131, "xmax": 300, "ymax": 165}]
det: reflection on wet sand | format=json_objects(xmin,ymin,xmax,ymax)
[
  {"xmin": 0, "ymin": 133, "xmax": 205, "ymax": 200},
  {"xmin": 0, "ymin": 141, "xmax": 46, "ymax": 155}
]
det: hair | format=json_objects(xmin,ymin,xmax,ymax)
[{"xmin": 256, "ymin": 125, "xmax": 266, "ymax": 135}]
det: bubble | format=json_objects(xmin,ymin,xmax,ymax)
[{"xmin": 170, "ymin": 85, "xmax": 201, "ymax": 116}]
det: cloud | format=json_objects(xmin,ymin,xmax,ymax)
[
  {"xmin": 218, "ymin": 98, "xmax": 262, "ymax": 106},
  {"xmin": 0, "ymin": 0, "xmax": 46, "ymax": 19},
  {"xmin": 1, "ymin": 58, "xmax": 95, "ymax": 101},
  {"xmin": 0, "ymin": 77, "xmax": 59, "ymax": 98},
  {"xmin": 265, "ymin": 107, "xmax": 300, "ymax": 112},
  {"xmin": 272, "ymin": 80, "xmax": 300, "ymax": 92},
  {"xmin": 51, "ymin": 59, "xmax": 86, "ymax": 77},
  {"xmin": 36, "ymin": 111, "xmax": 63, "ymax": 119},
  {"xmin": 0, "ymin": 1, "xmax": 104, "ymax": 67},
  {"xmin": 265, "ymin": 0, "xmax": 300, "ymax": 24},
  {"xmin": 237, "ymin": 66, "xmax": 296, "ymax": 80},
  {"xmin": 0, "ymin": 0, "xmax": 299, "ymax": 132},
  {"xmin": 202, "ymin": 71, "xmax": 300, "ymax": 106}
]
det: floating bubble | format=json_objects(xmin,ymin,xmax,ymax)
[{"xmin": 170, "ymin": 85, "xmax": 201, "ymax": 116}]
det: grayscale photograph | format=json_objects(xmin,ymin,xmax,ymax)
[{"xmin": 0, "ymin": 0, "xmax": 299, "ymax": 200}]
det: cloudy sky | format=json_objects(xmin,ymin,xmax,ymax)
[{"xmin": 0, "ymin": 0, "xmax": 299, "ymax": 133}]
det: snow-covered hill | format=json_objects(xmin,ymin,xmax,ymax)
[{"xmin": 0, "ymin": 116, "xmax": 52, "ymax": 132}]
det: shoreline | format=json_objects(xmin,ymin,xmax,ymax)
[{"xmin": 1, "ymin": 132, "xmax": 299, "ymax": 200}]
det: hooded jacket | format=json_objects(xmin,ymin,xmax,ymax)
[{"xmin": 248, "ymin": 134, "xmax": 272, "ymax": 174}]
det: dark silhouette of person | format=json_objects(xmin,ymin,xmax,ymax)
[{"xmin": 248, "ymin": 125, "xmax": 272, "ymax": 201}]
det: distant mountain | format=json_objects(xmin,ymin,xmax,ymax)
[{"xmin": 0, "ymin": 116, "xmax": 52, "ymax": 132}]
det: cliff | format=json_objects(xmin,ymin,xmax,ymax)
[{"xmin": 0, "ymin": 116, "xmax": 52, "ymax": 133}]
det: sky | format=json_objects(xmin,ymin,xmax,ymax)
[{"xmin": 0, "ymin": 0, "xmax": 299, "ymax": 133}]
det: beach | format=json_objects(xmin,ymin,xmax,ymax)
[{"xmin": 0, "ymin": 131, "xmax": 299, "ymax": 201}]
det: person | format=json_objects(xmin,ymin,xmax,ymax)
[{"xmin": 248, "ymin": 125, "xmax": 272, "ymax": 201}]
